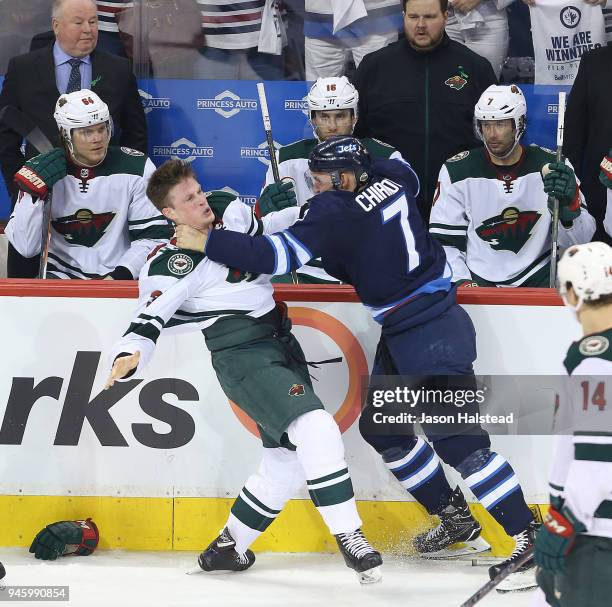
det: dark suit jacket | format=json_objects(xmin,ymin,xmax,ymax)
[
  {"xmin": 564, "ymin": 46, "xmax": 612, "ymax": 239},
  {"xmin": 0, "ymin": 44, "xmax": 147, "ymax": 202}
]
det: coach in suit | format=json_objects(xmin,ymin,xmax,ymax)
[
  {"xmin": 564, "ymin": 46, "xmax": 612, "ymax": 243},
  {"xmin": 0, "ymin": 0, "xmax": 147, "ymax": 277}
]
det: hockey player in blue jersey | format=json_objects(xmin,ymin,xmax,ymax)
[{"xmin": 176, "ymin": 136, "xmax": 537, "ymax": 588}]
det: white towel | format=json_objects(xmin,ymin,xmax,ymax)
[
  {"xmin": 332, "ymin": 0, "xmax": 368, "ymax": 34},
  {"xmin": 258, "ymin": 0, "xmax": 287, "ymax": 55}
]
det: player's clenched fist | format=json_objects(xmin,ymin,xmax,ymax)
[
  {"xmin": 14, "ymin": 148, "xmax": 67, "ymax": 200},
  {"xmin": 176, "ymin": 224, "xmax": 209, "ymax": 253},
  {"xmin": 105, "ymin": 351, "xmax": 140, "ymax": 389}
]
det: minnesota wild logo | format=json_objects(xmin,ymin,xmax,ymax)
[
  {"xmin": 445, "ymin": 75, "xmax": 467, "ymax": 90},
  {"xmin": 52, "ymin": 208, "xmax": 115, "ymax": 247},
  {"xmin": 476, "ymin": 207, "xmax": 540, "ymax": 253}
]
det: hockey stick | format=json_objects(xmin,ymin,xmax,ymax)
[
  {"xmin": 458, "ymin": 550, "xmax": 533, "ymax": 607},
  {"xmin": 0, "ymin": 105, "xmax": 55, "ymax": 279},
  {"xmin": 548, "ymin": 91, "xmax": 566, "ymax": 288},
  {"xmin": 256, "ymin": 82, "xmax": 298, "ymax": 285}
]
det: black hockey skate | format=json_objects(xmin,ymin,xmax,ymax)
[
  {"xmin": 198, "ymin": 528, "xmax": 255, "ymax": 572},
  {"xmin": 413, "ymin": 487, "xmax": 489, "ymax": 558},
  {"xmin": 335, "ymin": 528, "xmax": 382, "ymax": 584},
  {"xmin": 490, "ymin": 522, "xmax": 538, "ymax": 593}
]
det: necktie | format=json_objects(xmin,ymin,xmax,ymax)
[{"xmin": 66, "ymin": 58, "xmax": 82, "ymax": 94}]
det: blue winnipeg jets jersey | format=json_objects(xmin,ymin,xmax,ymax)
[{"xmin": 206, "ymin": 159, "xmax": 450, "ymax": 322}]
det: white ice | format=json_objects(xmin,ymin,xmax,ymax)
[{"xmin": 0, "ymin": 548, "xmax": 537, "ymax": 607}]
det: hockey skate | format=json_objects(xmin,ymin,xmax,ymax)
[
  {"xmin": 413, "ymin": 487, "xmax": 490, "ymax": 558},
  {"xmin": 490, "ymin": 523, "xmax": 538, "ymax": 593},
  {"xmin": 335, "ymin": 528, "xmax": 383, "ymax": 584},
  {"xmin": 197, "ymin": 528, "xmax": 255, "ymax": 573}
]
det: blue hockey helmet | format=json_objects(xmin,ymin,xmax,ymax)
[{"xmin": 308, "ymin": 136, "xmax": 371, "ymax": 189}]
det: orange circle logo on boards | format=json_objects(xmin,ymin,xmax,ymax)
[{"xmin": 228, "ymin": 306, "xmax": 369, "ymax": 437}]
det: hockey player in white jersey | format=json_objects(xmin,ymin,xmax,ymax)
[
  {"xmin": 430, "ymin": 84, "xmax": 595, "ymax": 287},
  {"xmin": 105, "ymin": 159, "xmax": 383, "ymax": 584},
  {"xmin": 6, "ymin": 89, "xmax": 170, "ymax": 279},
  {"xmin": 535, "ymin": 242, "xmax": 612, "ymax": 606},
  {"xmin": 601, "ymin": 150, "xmax": 612, "ymax": 237},
  {"xmin": 258, "ymin": 76, "xmax": 403, "ymax": 283}
]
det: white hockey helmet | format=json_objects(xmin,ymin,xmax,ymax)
[
  {"xmin": 474, "ymin": 85, "xmax": 527, "ymax": 158},
  {"xmin": 54, "ymin": 89, "xmax": 112, "ymax": 163},
  {"xmin": 308, "ymin": 77, "xmax": 358, "ymax": 137},
  {"xmin": 558, "ymin": 242, "xmax": 612, "ymax": 310}
]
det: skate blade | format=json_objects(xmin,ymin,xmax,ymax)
[
  {"xmin": 357, "ymin": 566, "xmax": 382, "ymax": 585},
  {"xmin": 421, "ymin": 536, "xmax": 491, "ymax": 560},
  {"xmin": 496, "ymin": 567, "xmax": 537, "ymax": 593}
]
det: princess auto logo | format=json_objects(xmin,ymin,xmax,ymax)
[
  {"xmin": 560, "ymin": 6, "xmax": 581, "ymax": 28},
  {"xmin": 152, "ymin": 138, "xmax": 214, "ymax": 163},
  {"xmin": 197, "ymin": 90, "xmax": 258, "ymax": 119},
  {"xmin": 284, "ymin": 95, "xmax": 309, "ymax": 116},
  {"xmin": 240, "ymin": 141, "xmax": 281, "ymax": 166},
  {"xmin": 139, "ymin": 89, "xmax": 170, "ymax": 115}
]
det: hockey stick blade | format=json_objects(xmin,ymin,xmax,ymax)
[
  {"xmin": 458, "ymin": 550, "xmax": 533, "ymax": 607},
  {"xmin": 0, "ymin": 106, "xmax": 53, "ymax": 153}
]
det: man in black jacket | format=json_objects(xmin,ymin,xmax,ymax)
[
  {"xmin": 0, "ymin": 0, "xmax": 147, "ymax": 277},
  {"xmin": 564, "ymin": 46, "xmax": 612, "ymax": 243},
  {"xmin": 353, "ymin": 0, "xmax": 497, "ymax": 220}
]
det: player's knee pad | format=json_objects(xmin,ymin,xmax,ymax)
[
  {"xmin": 245, "ymin": 447, "xmax": 305, "ymax": 510},
  {"xmin": 431, "ymin": 432, "xmax": 491, "ymax": 468},
  {"xmin": 358, "ymin": 409, "xmax": 418, "ymax": 455},
  {"xmin": 287, "ymin": 409, "xmax": 343, "ymax": 458}
]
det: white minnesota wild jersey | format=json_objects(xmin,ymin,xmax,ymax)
[
  {"xmin": 549, "ymin": 329, "xmax": 612, "ymax": 539},
  {"xmin": 109, "ymin": 192, "xmax": 300, "ymax": 374},
  {"xmin": 263, "ymin": 136, "xmax": 403, "ymax": 283},
  {"xmin": 6, "ymin": 147, "xmax": 171, "ymax": 279},
  {"xmin": 429, "ymin": 145, "xmax": 596, "ymax": 287}
]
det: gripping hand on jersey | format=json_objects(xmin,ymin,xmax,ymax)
[
  {"xmin": 175, "ymin": 225, "xmax": 208, "ymax": 253},
  {"xmin": 105, "ymin": 351, "xmax": 140, "ymax": 390},
  {"xmin": 534, "ymin": 505, "xmax": 585, "ymax": 574},
  {"xmin": 14, "ymin": 148, "xmax": 67, "ymax": 200},
  {"xmin": 542, "ymin": 162, "xmax": 580, "ymax": 224},
  {"xmin": 600, "ymin": 150, "xmax": 612, "ymax": 189},
  {"xmin": 256, "ymin": 181, "xmax": 297, "ymax": 217}
]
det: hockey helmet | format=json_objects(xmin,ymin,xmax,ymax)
[
  {"xmin": 308, "ymin": 136, "xmax": 371, "ymax": 189},
  {"xmin": 54, "ymin": 89, "xmax": 112, "ymax": 162},
  {"xmin": 558, "ymin": 242, "xmax": 612, "ymax": 310},
  {"xmin": 308, "ymin": 77, "xmax": 358, "ymax": 138},
  {"xmin": 474, "ymin": 85, "xmax": 526, "ymax": 158}
]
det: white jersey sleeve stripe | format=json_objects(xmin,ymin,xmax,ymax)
[{"xmin": 265, "ymin": 234, "xmax": 290, "ymax": 274}]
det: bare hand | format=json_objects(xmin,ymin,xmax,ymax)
[
  {"xmin": 522, "ymin": 0, "xmax": 536, "ymax": 6},
  {"xmin": 175, "ymin": 225, "xmax": 209, "ymax": 253},
  {"xmin": 105, "ymin": 351, "xmax": 140, "ymax": 390},
  {"xmin": 451, "ymin": 0, "xmax": 482, "ymax": 13}
]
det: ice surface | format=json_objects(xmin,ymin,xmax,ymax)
[{"xmin": 0, "ymin": 548, "xmax": 536, "ymax": 607}]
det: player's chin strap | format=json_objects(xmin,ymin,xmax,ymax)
[{"xmin": 331, "ymin": 170, "xmax": 342, "ymax": 189}]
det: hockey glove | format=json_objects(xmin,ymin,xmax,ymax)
[
  {"xmin": 29, "ymin": 519, "xmax": 99, "ymax": 561},
  {"xmin": 256, "ymin": 181, "xmax": 297, "ymax": 217},
  {"xmin": 534, "ymin": 506, "xmax": 585, "ymax": 574},
  {"xmin": 543, "ymin": 162, "xmax": 580, "ymax": 224},
  {"xmin": 600, "ymin": 150, "xmax": 612, "ymax": 189},
  {"xmin": 14, "ymin": 148, "xmax": 67, "ymax": 200}
]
